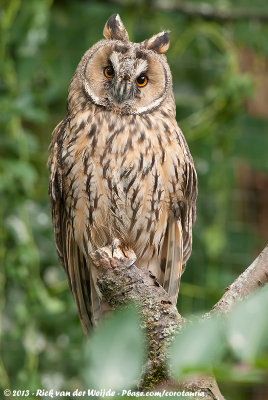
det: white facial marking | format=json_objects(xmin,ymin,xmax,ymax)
[{"xmin": 135, "ymin": 60, "xmax": 148, "ymax": 78}]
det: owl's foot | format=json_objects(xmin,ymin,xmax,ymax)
[
  {"xmin": 111, "ymin": 238, "xmax": 136, "ymax": 264},
  {"xmin": 111, "ymin": 238, "xmax": 128, "ymax": 258}
]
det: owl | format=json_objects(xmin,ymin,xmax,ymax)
[{"xmin": 48, "ymin": 14, "xmax": 197, "ymax": 333}]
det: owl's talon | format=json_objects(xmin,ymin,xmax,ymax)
[
  {"xmin": 112, "ymin": 238, "xmax": 120, "ymax": 257},
  {"xmin": 122, "ymin": 248, "xmax": 128, "ymax": 258}
]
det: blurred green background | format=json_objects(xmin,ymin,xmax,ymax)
[{"xmin": 1, "ymin": 0, "xmax": 267, "ymax": 399}]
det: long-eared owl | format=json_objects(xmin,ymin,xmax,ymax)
[{"xmin": 48, "ymin": 14, "xmax": 197, "ymax": 333}]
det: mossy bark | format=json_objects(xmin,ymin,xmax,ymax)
[{"xmin": 90, "ymin": 245, "xmax": 183, "ymax": 388}]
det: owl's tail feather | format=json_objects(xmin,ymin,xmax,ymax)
[
  {"xmin": 163, "ymin": 216, "xmax": 183, "ymax": 304},
  {"xmin": 64, "ymin": 220, "xmax": 92, "ymax": 334},
  {"xmin": 88, "ymin": 259, "xmax": 113, "ymax": 325}
]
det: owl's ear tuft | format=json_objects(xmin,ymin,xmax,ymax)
[
  {"xmin": 103, "ymin": 14, "xmax": 129, "ymax": 42},
  {"xmin": 142, "ymin": 31, "xmax": 170, "ymax": 54}
]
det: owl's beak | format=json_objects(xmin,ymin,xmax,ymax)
[{"xmin": 116, "ymin": 80, "xmax": 127, "ymax": 103}]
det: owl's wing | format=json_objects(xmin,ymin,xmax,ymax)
[
  {"xmin": 162, "ymin": 215, "xmax": 183, "ymax": 304},
  {"xmin": 180, "ymin": 160, "xmax": 197, "ymax": 266},
  {"xmin": 48, "ymin": 119, "xmax": 92, "ymax": 333},
  {"xmin": 162, "ymin": 144, "xmax": 197, "ymax": 305}
]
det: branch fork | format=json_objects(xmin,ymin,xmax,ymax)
[{"xmin": 89, "ymin": 244, "xmax": 268, "ymax": 398}]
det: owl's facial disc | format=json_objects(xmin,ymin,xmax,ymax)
[{"xmin": 83, "ymin": 41, "xmax": 170, "ymax": 114}]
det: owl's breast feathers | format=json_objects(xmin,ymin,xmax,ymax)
[{"xmin": 48, "ymin": 104, "xmax": 197, "ymax": 319}]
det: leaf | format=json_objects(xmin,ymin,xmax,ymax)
[
  {"xmin": 169, "ymin": 315, "xmax": 226, "ymax": 378},
  {"xmin": 84, "ymin": 305, "xmax": 145, "ymax": 390},
  {"xmin": 227, "ymin": 286, "xmax": 268, "ymax": 362}
]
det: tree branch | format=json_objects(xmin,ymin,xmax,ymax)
[
  {"xmin": 210, "ymin": 245, "xmax": 268, "ymax": 314},
  {"xmin": 90, "ymin": 246, "xmax": 183, "ymax": 388},
  {"xmin": 100, "ymin": 0, "xmax": 268, "ymax": 23},
  {"xmin": 90, "ymin": 245, "xmax": 224, "ymax": 398},
  {"xmin": 89, "ymin": 243, "xmax": 267, "ymax": 398},
  {"xmin": 153, "ymin": 1, "xmax": 268, "ymax": 23}
]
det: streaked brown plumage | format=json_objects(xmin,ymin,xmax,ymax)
[{"xmin": 48, "ymin": 14, "xmax": 197, "ymax": 333}]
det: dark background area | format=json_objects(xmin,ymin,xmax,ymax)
[{"xmin": 1, "ymin": 0, "xmax": 267, "ymax": 399}]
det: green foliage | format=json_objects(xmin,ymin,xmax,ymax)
[
  {"xmin": 170, "ymin": 315, "xmax": 226, "ymax": 376},
  {"xmin": 1, "ymin": 0, "xmax": 268, "ymax": 398},
  {"xmin": 84, "ymin": 305, "xmax": 145, "ymax": 390},
  {"xmin": 228, "ymin": 287, "xmax": 268, "ymax": 363},
  {"xmin": 170, "ymin": 287, "xmax": 268, "ymax": 382}
]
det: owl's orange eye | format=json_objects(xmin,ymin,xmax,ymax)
[
  {"xmin": 136, "ymin": 75, "xmax": 148, "ymax": 87},
  {"xmin": 104, "ymin": 66, "xmax": 115, "ymax": 78}
]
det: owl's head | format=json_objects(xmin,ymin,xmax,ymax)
[{"xmin": 72, "ymin": 14, "xmax": 173, "ymax": 115}]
